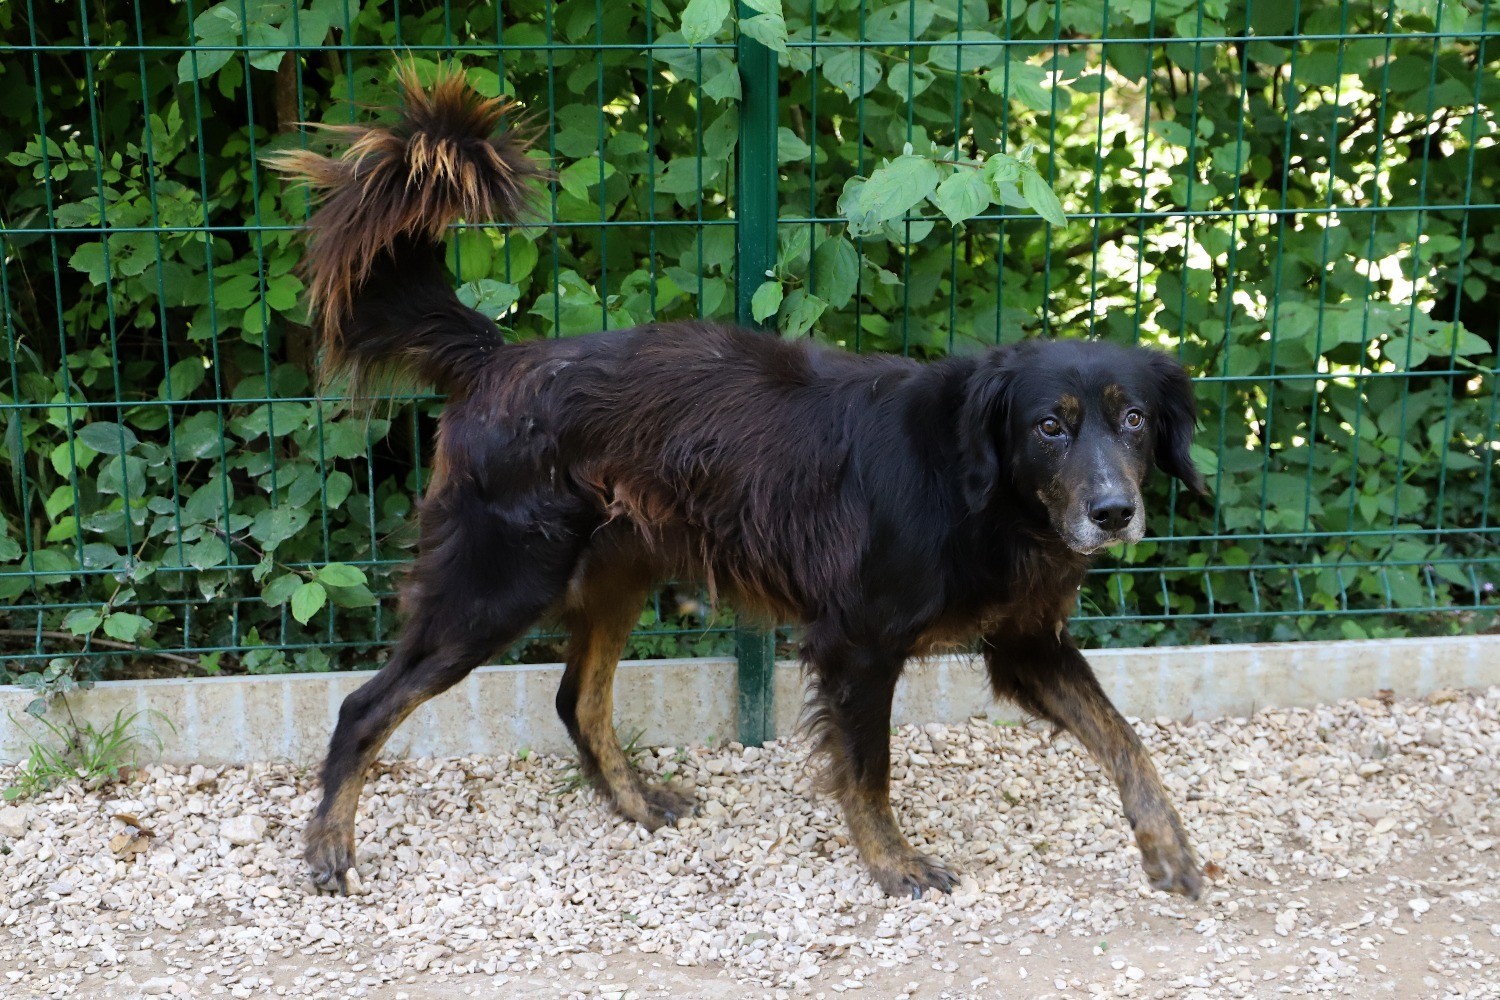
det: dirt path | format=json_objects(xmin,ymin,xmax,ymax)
[{"xmin": 3, "ymin": 688, "xmax": 1499, "ymax": 998}]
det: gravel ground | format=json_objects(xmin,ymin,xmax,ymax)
[{"xmin": 3, "ymin": 685, "xmax": 1500, "ymax": 999}]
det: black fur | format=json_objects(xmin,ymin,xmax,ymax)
[{"xmin": 275, "ymin": 70, "xmax": 1208, "ymax": 901}]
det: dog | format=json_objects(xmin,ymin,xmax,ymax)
[{"xmin": 267, "ymin": 66, "xmax": 1206, "ymax": 901}]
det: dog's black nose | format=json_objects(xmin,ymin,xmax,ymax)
[{"xmin": 1089, "ymin": 498, "xmax": 1136, "ymax": 532}]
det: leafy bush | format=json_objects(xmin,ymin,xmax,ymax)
[{"xmin": 0, "ymin": 0, "xmax": 1495, "ymax": 695}]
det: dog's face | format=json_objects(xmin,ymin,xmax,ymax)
[{"xmin": 959, "ymin": 340, "xmax": 1205, "ymax": 554}]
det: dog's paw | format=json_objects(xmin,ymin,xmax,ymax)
[
  {"xmin": 642, "ymin": 783, "xmax": 698, "ymax": 828},
  {"xmin": 1135, "ymin": 817, "xmax": 1202, "ymax": 901},
  {"xmin": 305, "ymin": 824, "xmax": 357, "ymax": 895},
  {"xmin": 868, "ymin": 852, "xmax": 959, "ymax": 899},
  {"xmin": 613, "ymin": 781, "xmax": 698, "ymax": 832}
]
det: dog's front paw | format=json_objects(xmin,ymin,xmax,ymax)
[
  {"xmin": 868, "ymin": 851, "xmax": 959, "ymax": 899},
  {"xmin": 305, "ymin": 821, "xmax": 357, "ymax": 895},
  {"xmin": 1134, "ymin": 813, "xmax": 1201, "ymax": 900}
]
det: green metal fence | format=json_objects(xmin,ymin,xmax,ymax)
[{"xmin": 2, "ymin": 1, "xmax": 1496, "ymax": 739}]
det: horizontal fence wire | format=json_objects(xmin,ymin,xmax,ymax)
[{"xmin": 0, "ymin": 0, "xmax": 1496, "ymax": 685}]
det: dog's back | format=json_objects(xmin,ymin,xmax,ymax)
[{"xmin": 432, "ymin": 319, "xmax": 964, "ymax": 618}]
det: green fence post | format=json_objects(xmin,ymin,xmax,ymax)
[{"xmin": 733, "ymin": 2, "xmax": 779, "ymax": 747}]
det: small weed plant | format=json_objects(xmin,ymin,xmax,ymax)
[{"xmin": 3, "ymin": 708, "xmax": 169, "ymax": 801}]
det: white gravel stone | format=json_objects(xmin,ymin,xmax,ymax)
[
  {"xmin": 0, "ymin": 804, "xmax": 28, "ymax": 838},
  {"xmin": 3, "ymin": 685, "xmax": 1500, "ymax": 998},
  {"xmin": 219, "ymin": 814, "xmax": 267, "ymax": 846}
]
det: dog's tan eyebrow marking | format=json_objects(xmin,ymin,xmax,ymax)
[
  {"xmin": 1102, "ymin": 384, "xmax": 1127, "ymax": 409},
  {"xmin": 1057, "ymin": 394, "xmax": 1081, "ymax": 423}
]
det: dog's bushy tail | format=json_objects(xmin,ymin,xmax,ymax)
[{"xmin": 265, "ymin": 65, "xmax": 546, "ymax": 397}]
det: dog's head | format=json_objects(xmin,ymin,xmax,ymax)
[{"xmin": 959, "ymin": 339, "xmax": 1204, "ymax": 554}]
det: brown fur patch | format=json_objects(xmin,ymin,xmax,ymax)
[
  {"xmin": 557, "ymin": 565, "xmax": 695, "ymax": 829},
  {"xmin": 842, "ymin": 786, "xmax": 957, "ymax": 895},
  {"xmin": 1056, "ymin": 393, "xmax": 1082, "ymax": 424}
]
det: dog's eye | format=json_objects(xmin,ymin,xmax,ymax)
[
  {"xmin": 1038, "ymin": 417, "xmax": 1065, "ymax": 438},
  {"xmin": 1122, "ymin": 409, "xmax": 1145, "ymax": 431}
]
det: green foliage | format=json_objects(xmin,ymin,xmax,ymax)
[{"xmin": 0, "ymin": 0, "xmax": 1496, "ymax": 695}]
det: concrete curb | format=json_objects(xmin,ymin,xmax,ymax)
[{"xmin": 2, "ymin": 635, "xmax": 1497, "ymax": 766}]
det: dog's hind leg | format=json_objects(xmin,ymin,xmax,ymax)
[
  {"xmin": 305, "ymin": 497, "xmax": 586, "ymax": 894},
  {"xmin": 555, "ymin": 563, "xmax": 697, "ymax": 830},
  {"xmin": 985, "ymin": 629, "xmax": 1202, "ymax": 900},
  {"xmin": 806, "ymin": 638, "xmax": 958, "ymax": 898}
]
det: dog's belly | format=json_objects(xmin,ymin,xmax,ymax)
[{"xmin": 563, "ymin": 516, "xmax": 806, "ymax": 626}]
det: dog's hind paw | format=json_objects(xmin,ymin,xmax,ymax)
[
  {"xmin": 1136, "ymin": 818, "xmax": 1202, "ymax": 901},
  {"xmin": 608, "ymin": 778, "xmax": 699, "ymax": 832},
  {"xmin": 624, "ymin": 782, "xmax": 698, "ymax": 832}
]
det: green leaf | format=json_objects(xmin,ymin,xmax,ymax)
[
  {"xmin": 290, "ymin": 581, "xmax": 327, "ymax": 624},
  {"xmin": 457, "ymin": 279, "xmax": 521, "ymax": 320},
  {"xmin": 928, "ymin": 29, "xmax": 1005, "ymax": 72},
  {"xmin": 173, "ymin": 412, "xmax": 223, "ymax": 460},
  {"xmin": 162, "ymin": 358, "xmax": 207, "ymax": 400},
  {"xmin": 740, "ymin": 13, "xmax": 788, "ymax": 52},
  {"xmin": 887, "ymin": 63, "xmax": 935, "ymax": 101},
  {"xmin": 681, "ymin": 0, "xmax": 730, "ymax": 45},
  {"xmin": 702, "ymin": 60, "xmax": 741, "ymax": 103},
  {"xmin": 465, "ymin": 66, "xmax": 503, "ymax": 99},
  {"xmin": 931, "ymin": 169, "xmax": 992, "ymax": 225},
  {"xmin": 77, "ymin": 422, "xmax": 139, "ymax": 456},
  {"xmin": 249, "ymin": 506, "xmax": 311, "ymax": 550},
  {"xmin": 324, "ymin": 471, "xmax": 354, "ymax": 509},
  {"xmin": 327, "ymin": 583, "xmax": 378, "ymax": 609},
  {"xmin": 64, "ymin": 609, "xmax": 103, "ymax": 636},
  {"xmin": 777, "ymin": 128, "xmax": 811, "ymax": 165},
  {"xmin": 780, "ymin": 291, "xmax": 828, "ymax": 338},
  {"xmin": 867, "ymin": 1, "xmax": 936, "ymax": 42},
  {"xmin": 990, "ymin": 63, "xmax": 1053, "ymax": 113},
  {"xmin": 316, "ymin": 562, "xmax": 367, "ymax": 588},
  {"xmin": 446, "ymin": 230, "xmax": 494, "ymax": 284},
  {"xmin": 751, "ymin": 280, "xmax": 783, "ymax": 323},
  {"xmin": 264, "ymin": 273, "xmax": 302, "ymax": 312},
  {"xmin": 557, "ymin": 156, "xmax": 616, "ymax": 201},
  {"xmin": 177, "ymin": 48, "xmax": 234, "ymax": 84},
  {"xmin": 102, "ymin": 612, "xmax": 151, "ymax": 643},
  {"xmin": 245, "ymin": 23, "xmax": 288, "ymax": 72},
  {"xmin": 1019, "ymin": 168, "xmax": 1067, "ymax": 227},
  {"xmin": 845, "ymin": 155, "xmax": 941, "ymax": 235},
  {"xmin": 812, "ymin": 235, "xmax": 859, "ymax": 310},
  {"xmin": 1151, "ymin": 119, "xmax": 1192, "ymax": 147},
  {"xmin": 69, "ymin": 243, "xmax": 108, "ymax": 284},
  {"xmin": 261, "ymin": 572, "xmax": 301, "ymax": 608},
  {"xmin": 822, "ymin": 50, "xmax": 883, "ymax": 100}
]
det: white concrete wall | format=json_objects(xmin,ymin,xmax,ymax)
[{"xmin": 2, "ymin": 635, "xmax": 1497, "ymax": 766}]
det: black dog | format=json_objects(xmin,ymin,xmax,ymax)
[{"xmin": 268, "ymin": 68, "xmax": 1206, "ymax": 900}]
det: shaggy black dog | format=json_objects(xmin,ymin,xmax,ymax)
[{"xmin": 268, "ymin": 67, "xmax": 1206, "ymax": 900}]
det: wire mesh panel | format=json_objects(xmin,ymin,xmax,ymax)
[
  {"xmin": 0, "ymin": 0, "xmax": 744, "ymax": 686},
  {"xmin": 0, "ymin": 0, "xmax": 1496, "ymax": 695},
  {"xmin": 771, "ymin": 0, "xmax": 1498, "ymax": 647}
]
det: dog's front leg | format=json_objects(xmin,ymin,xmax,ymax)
[
  {"xmin": 807, "ymin": 641, "xmax": 958, "ymax": 898},
  {"xmin": 985, "ymin": 629, "xmax": 1202, "ymax": 899}
]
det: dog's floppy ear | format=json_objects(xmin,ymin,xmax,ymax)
[
  {"xmin": 1148, "ymin": 351, "xmax": 1206, "ymax": 494},
  {"xmin": 958, "ymin": 351, "xmax": 1014, "ymax": 512}
]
